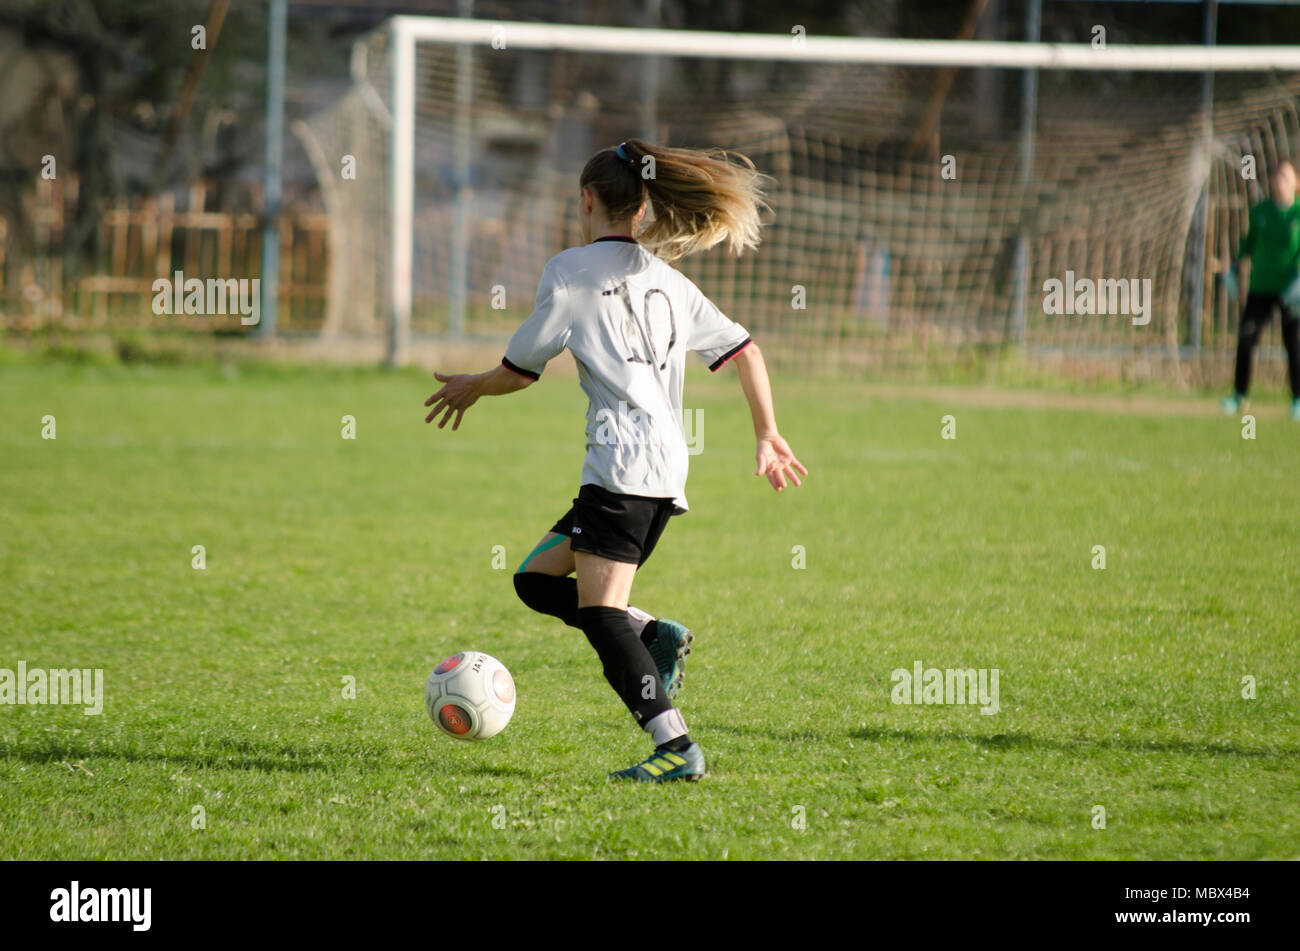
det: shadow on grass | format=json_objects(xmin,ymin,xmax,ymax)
[
  {"xmin": 0, "ymin": 738, "xmax": 545, "ymax": 779},
  {"xmin": 455, "ymin": 763, "xmax": 535, "ymax": 779},
  {"xmin": 702, "ymin": 723, "xmax": 1300, "ymax": 760},
  {"xmin": 850, "ymin": 727, "xmax": 1300, "ymax": 760},
  {"xmin": 0, "ymin": 736, "xmax": 396, "ymax": 773},
  {"xmin": 704, "ymin": 724, "xmax": 838, "ymax": 744}
]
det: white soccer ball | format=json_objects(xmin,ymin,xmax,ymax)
[{"xmin": 424, "ymin": 651, "xmax": 516, "ymax": 741}]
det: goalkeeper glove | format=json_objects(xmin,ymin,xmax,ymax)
[
  {"xmin": 1224, "ymin": 266, "xmax": 1239, "ymax": 300},
  {"xmin": 1283, "ymin": 274, "xmax": 1300, "ymax": 315}
]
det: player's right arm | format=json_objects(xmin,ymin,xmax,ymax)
[
  {"xmin": 1238, "ymin": 206, "xmax": 1258, "ymax": 263},
  {"xmin": 730, "ymin": 343, "xmax": 807, "ymax": 492},
  {"xmin": 1230, "ymin": 206, "xmax": 1259, "ymax": 295},
  {"xmin": 681, "ymin": 277, "xmax": 806, "ymax": 492}
]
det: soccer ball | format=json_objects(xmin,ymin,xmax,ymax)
[{"xmin": 424, "ymin": 651, "xmax": 516, "ymax": 740}]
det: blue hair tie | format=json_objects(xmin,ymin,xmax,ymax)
[{"xmin": 615, "ymin": 142, "xmax": 633, "ymax": 164}]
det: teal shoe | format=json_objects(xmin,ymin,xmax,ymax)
[
  {"xmin": 608, "ymin": 743, "xmax": 706, "ymax": 783},
  {"xmin": 1221, "ymin": 394, "xmax": 1244, "ymax": 415},
  {"xmin": 647, "ymin": 619, "xmax": 693, "ymax": 700},
  {"xmin": 1291, "ymin": 398, "xmax": 1300, "ymax": 421}
]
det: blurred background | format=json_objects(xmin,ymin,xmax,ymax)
[{"xmin": 3, "ymin": 0, "xmax": 1300, "ymax": 389}]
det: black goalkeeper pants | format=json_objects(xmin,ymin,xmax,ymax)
[{"xmin": 1233, "ymin": 292, "xmax": 1300, "ymax": 399}]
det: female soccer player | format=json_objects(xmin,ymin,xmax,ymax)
[{"xmin": 423, "ymin": 139, "xmax": 806, "ymax": 782}]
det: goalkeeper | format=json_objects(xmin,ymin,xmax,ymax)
[{"xmin": 1223, "ymin": 160, "xmax": 1300, "ymax": 420}]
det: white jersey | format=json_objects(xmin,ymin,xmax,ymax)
[{"xmin": 503, "ymin": 237, "xmax": 752, "ymax": 513}]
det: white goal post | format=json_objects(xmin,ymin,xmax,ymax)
[{"xmin": 381, "ymin": 14, "xmax": 1300, "ymax": 371}]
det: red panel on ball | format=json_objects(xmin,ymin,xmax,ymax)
[
  {"xmin": 493, "ymin": 668, "xmax": 515, "ymax": 703},
  {"xmin": 434, "ymin": 652, "xmax": 465, "ymax": 675},
  {"xmin": 439, "ymin": 703, "xmax": 472, "ymax": 734}
]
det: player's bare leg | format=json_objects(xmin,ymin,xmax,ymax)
[{"xmin": 514, "ymin": 533, "xmax": 691, "ymax": 698}]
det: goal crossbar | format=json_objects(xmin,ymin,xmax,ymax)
[{"xmin": 392, "ymin": 16, "xmax": 1300, "ymax": 72}]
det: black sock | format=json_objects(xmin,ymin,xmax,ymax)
[
  {"xmin": 577, "ymin": 606, "xmax": 673, "ymax": 727},
  {"xmin": 658, "ymin": 734, "xmax": 693, "ymax": 753},
  {"xmin": 513, "ymin": 572, "xmax": 581, "ymax": 629},
  {"xmin": 639, "ymin": 618, "xmax": 659, "ymax": 649}
]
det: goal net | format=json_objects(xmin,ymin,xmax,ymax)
[{"xmin": 297, "ymin": 18, "xmax": 1300, "ymax": 388}]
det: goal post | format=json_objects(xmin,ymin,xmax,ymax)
[
  {"xmin": 354, "ymin": 15, "xmax": 1300, "ymax": 386},
  {"xmin": 388, "ymin": 20, "xmax": 415, "ymax": 366}
]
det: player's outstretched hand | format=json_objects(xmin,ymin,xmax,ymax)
[
  {"xmin": 756, "ymin": 433, "xmax": 807, "ymax": 491},
  {"xmin": 424, "ymin": 371, "xmax": 480, "ymax": 430}
]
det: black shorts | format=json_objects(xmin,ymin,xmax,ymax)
[{"xmin": 549, "ymin": 483, "xmax": 677, "ymax": 567}]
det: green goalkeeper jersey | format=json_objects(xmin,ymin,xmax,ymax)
[{"xmin": 1238, "ymin": 198, "xmax": 1300, "ymax": 295}]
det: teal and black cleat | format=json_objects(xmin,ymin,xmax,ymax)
[
  {"xmin": 608, "ymin": 743, "xmax": 706, "ymax": 783},
  {"xmin": 1222, "ymin": 394, "xmax": 1244, "ymax": 415},
  {"xmin": 1291, "ymin": 397, "xmax": 1300, "ymax": 421},
  {"xmin": 647, "ymin": 618, "xmax": 693, "ymax": 700}
]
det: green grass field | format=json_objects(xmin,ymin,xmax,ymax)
[{"xmin": 2, "ymin": 357, "xmax": 1298, "ymax": 859}]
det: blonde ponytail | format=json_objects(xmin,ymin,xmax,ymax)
[{"xmin": 579, "ymin": 138, "xmax": 771, "ymax": 262}]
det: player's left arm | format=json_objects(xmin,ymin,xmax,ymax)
[
  {"xmin": 729, "ymin": 342, "xmax": 807, "ymax": 492},
  {"xmin": 424, "ymin": 260, "xmax": 570, "ymax": 431},
  {"xmin": 423, "ymin": 364, "xmax": 533, "ymax": 430}
]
